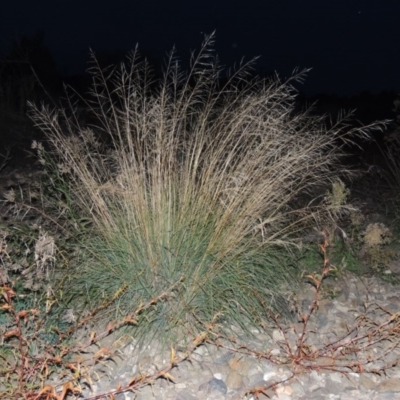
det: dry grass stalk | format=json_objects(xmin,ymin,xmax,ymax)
[{"xmin": 27, "ymin": 32, "xmax": 387, "ymax": 344}]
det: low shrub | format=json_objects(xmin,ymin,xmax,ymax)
[{"xmin": 28, "ymin": 33, "xmax": 386, "ymax": 345}]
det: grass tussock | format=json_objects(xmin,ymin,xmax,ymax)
[{"xmin": 28, "ymin": 33, "xmax": 386, "ymax": 344}]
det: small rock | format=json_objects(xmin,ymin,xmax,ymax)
[
  {"xmin": 275, "ymin": 385, "xmax": 293, "ymax": 395},
  {"xmin": 228, "ymin": 357, "xmax": 251, "ymax": 375},
  {"xmin": 378, "ymin": 378, "xmax": 400, "ymax": 392},
  {"xmin": 272, "ymin": 329, "xmax": 285, "ymax": 342},
  {"xmin": 174, "ymin": 382, "xmax": 186, "ymax": 391},
  {"xmin": 270, "ymin": 348, "xmax": 281, "ymax": 356},
  {"xmin": 215, "ymin": 352, "xmax": 235, "ymax": 364},
  {"xmin": 206, "ymin": 377, "xmax": 228, "ymax": 394},
  {"xmin": 176, "ymin": 390, "xmax": 197, "ymax": 400},
  {"xmin": 213, "ymin": 372, "xmax": 223, "ymax": 380},
  {"xmin": 263, "ymin": 371, "xmax": 278, "ymax": 381},
  {"xmin": 226, "ymin": 369, "xmax": 243, "ymax": 390},
  {"xmin": 325, "ymin": 376, "xmax": 348, "ymax": 394},
  {"xmin": 275, "ymin": 393, "xmax": 292, "ymax": 400}
]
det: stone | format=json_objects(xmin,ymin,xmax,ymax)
[
  {"xmin": 206, "ymin": 377, "xmax": 228, "ymax": 394},
  {"xmin": 176, "ymin": 390, "xmax": 197, "ymax": 400},
  {"xmin": 226, "ymin": 369, "xmax": 243, "ymax": 390},
  {"xmin": 272, "ymin": 329, "xmax": 285, "ymax": 342},
  {"xmin": 378, "ymin": 378, "xmax": 400, "ymax": 392}
]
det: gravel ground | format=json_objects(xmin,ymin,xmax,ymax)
[{"xmin": 43, "ymin": 269, "xmax": 400, "ymax": 400}]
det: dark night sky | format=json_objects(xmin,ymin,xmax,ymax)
[{"xmin": 1, "ymin": 0, "xmax": 399, "ymax": 96}]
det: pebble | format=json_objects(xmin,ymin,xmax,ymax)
[{"xmin": 42, "ymin": 270, "xmax": 400, "ymax": 399}]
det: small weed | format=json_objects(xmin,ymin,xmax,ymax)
[{"xmin": 209, "ymin": 234, "xmax": 400, "ymax": 399}]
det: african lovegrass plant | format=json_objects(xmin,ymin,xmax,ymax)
[{"xmin": 28, "ymin": 33, "xmax": 386, "ymax": 345}]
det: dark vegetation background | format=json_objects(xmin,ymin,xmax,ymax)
[{"xmin": 0, "ymin": 0, "xmax": 399, "ymax": 165}]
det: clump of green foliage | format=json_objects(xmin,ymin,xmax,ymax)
[{"xmin": 28, "ymin": 33, "xmax": 386, "ymax": 345}]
